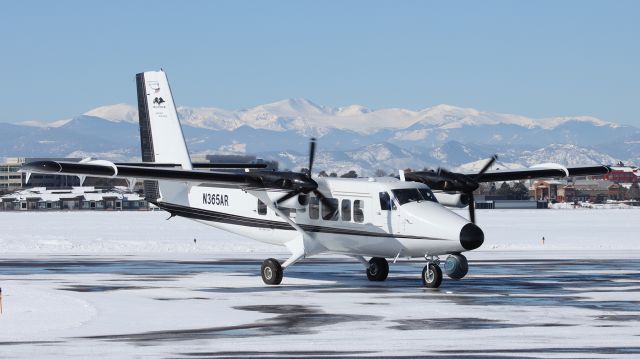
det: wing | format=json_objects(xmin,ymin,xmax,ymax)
[
  {"xmin": 20, "ymin": 160, "xmax": 314, "ymax": 192},
  {"xmin": 406, "ymin": 164, "xmax": 610, "ymax": 192},
  {"xmin": 114, "ymin": 162, "xmax": 268, "ymax": 169},
  {"xmin": 476, "ymin": 165, "xmax": 610, "ymax": 182}
]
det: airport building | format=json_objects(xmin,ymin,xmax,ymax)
[
  {"xmin": 0, "ymin": 187, "xmax": 149, "ymax": 211},
  {"xmin": 595, "ymin": 166, "xmax": 640, "ymax": 183},
  {"xmin": 530, "ymin": 179, "xmax": 639, "ymax": 203},
  {"xmin": 0, "ymin": 159, "xmax": 23, "ymax": 191}
]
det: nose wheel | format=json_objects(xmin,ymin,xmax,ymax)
[
  {"xmin": 422, "ymin": 255, "xmax": 443, "ymax": 288},
  {"xmin": 422, "ymin": 262, "xmax": 443, "ymax": 288}
]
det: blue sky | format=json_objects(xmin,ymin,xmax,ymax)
[{"xmin": 1, "ymin": 0, "xmax": 638, "ymax": 126}]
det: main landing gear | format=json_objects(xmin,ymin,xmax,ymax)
[
  {"xmin": 261, "ymin": 258, "xmax": 283, "ymax": 285},
  {"xmin": 260, "ymin": 245, "xmax": 305, "ymax": 285},
  {"xmin": 366, "ymin": 257, "xmax": 389, "ymax": 281}
]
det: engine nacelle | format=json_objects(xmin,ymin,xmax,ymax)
[
  {"xmin": 445, "ymin": 254, "xmax": 469, "ymax": 279},
  {"xmin": 433, "ymin": 192, "xmax": 470, "ymax": 208}
]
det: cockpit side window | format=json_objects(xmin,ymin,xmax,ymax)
[
  {"xmin": 392, "ymin": 189, "xmax": 421, "ymax": 206},
  {"xmin": 392, "ymin": 188, "xmax": 438, "ymax": 206},
  {"xmin": 379, "ymin": 192, "xmax": 392, "ymax": 211},
  {"xmin": 418, "ymin": 188, "xmax": 438, "ymax": 203}
]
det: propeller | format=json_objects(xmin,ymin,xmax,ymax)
[
  {"xmin": 467, "ymin": 155, "xmax": 497, "ymax": 223},
  {"xmin": 435, "ymin": 155, "xmax": 497, "ymax": 223},
  {"xmin": 465, "ymin": 155, "xmax": 497, "ymax": 223},
  {"xmin": 275, "ymin": 138, "xmax": 338, "ymax": 215},
  {"xmin": 307, "ymin": 137, "xmax": 316, "ymax": 177}
]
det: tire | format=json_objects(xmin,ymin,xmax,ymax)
[
  {"xmin": 366, "ymin": 257, "xmax": 389, "ymax": 281},
  {"xmin": 261, "ymin": 258, "xmax": 283, "ymax": 285},
  {"xmin": 422, "ymin": 263, "xmax": 443, "ymax": 288},
  {"xmin": 444, "ymin": 253, "xmax": 469, "ymax": 280}
]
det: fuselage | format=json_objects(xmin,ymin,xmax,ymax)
[{"xmin": 157, "ymin": 176, "xmax": 484, "ymax": 258}]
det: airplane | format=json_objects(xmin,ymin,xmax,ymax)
[{"xmin": 21, "ymin": 70, "xmax": 611, "ymax": 288}]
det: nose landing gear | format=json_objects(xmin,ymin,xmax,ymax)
[{"xmin": 422, "ymin": 255, "xmax": 443, "ymax": 288}]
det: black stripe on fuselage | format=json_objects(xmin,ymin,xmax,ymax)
[{"xmin": 157, "ymin": 202, "xmax": 447, "ymax": 241}]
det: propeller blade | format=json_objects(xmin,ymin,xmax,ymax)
[
  {"xmin": 275, "ymin": 190, "xmax": 301, "ymax": 205},
  {"xmin": 476, "ymin": 155, "xmax": 498, "ymax": 177},
  {"xmin": 308, "ymin": 137, "xmax": 316, "ymax": 177},
  {"xmin": 313, "ymin": 189, "xmax": 338, "ymax": 214},
  {"xmin": 468, "ymin": 192, "xmax": 476, "ymax": 224}
]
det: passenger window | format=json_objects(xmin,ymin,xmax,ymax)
[
  {"xmin": 257, "ymin": 199, "xmax": 267, "ymax": 215},
  {"xmin": 309, "ymin": 197, "xmax": 319, "ymax": 220},
  {"xmin": 322, "ymin": 198, "xmax": 339, "ymax": 221},
  {"xmin": 379, "ymin": 192, "xmax": 392, "ymax": 210},
  {"xmin": 341, "ymin": 199, "xmax": 351, "ymax": 221},
  {"xmin": 354, "ymin": 200, "xmax": 364, "ymax": 223}
]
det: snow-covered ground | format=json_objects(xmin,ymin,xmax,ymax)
[
  {"xmin": 1, "ymin": 208, "xmax": 637, "ymax": 254},
  {"xmin": 1, "ymin": 209, "xmax": 639, "ymax": 358}
]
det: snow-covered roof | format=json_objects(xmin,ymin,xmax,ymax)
[{"xmin": 1, "ymin": 187, "xmax": 144, "ymax": 202}]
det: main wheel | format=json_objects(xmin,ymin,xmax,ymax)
[
  {"xmin": 366, "ymin": 257, "xmax": 389, "ymax": 281},
  {"xmin": 444, "ymin": 253, "xmax": 469, "ymax": 280},
  {"xmin": 261, "ymin": 258, "xmax": 283, "ymax": 285},
  {"xmin": 422, "ymin": 263, "xmax": 442, "ymax": 288}
]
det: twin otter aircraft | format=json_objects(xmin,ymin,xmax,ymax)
[{"xmin": 22, "ymin": 70, "xmax": 611, "ymax": 288}]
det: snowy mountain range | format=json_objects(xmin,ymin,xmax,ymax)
[{"xmin": 2, "ymin": 100, "xmax": 638, "ymax": 176}]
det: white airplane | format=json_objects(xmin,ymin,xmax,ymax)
[{"xmin": 21, "ymin": 70, "xmax": 611, "ymax": 288}]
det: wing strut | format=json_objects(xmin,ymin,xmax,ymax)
[{"xmin": 248, "ymin": 190, "xmax": 326, "ymax": 269}]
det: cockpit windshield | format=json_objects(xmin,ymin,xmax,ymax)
[{"xmin": 391, "ymin": 188, "xmax": 438, "ymax": 206}]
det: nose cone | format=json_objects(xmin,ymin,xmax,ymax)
[{"xmin": 460, "ymin": 223, "xmax": 484, "ymax": 250}]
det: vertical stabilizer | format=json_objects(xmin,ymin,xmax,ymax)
[
  {"xmin": 136, "ymin": 70, "xmax": 192, "ymax": 169},
  {"xmin": 136, "ymin": 70, "xmax": 192, "ymax": 204}
]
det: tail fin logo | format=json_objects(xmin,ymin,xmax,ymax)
[
  {"xmin": 147, "ymin": 81, "xmax": 161, "ymax": 93},
  {"xmin": 153, "ymin": 97, "xmax": 166, "ymax": 106}
]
